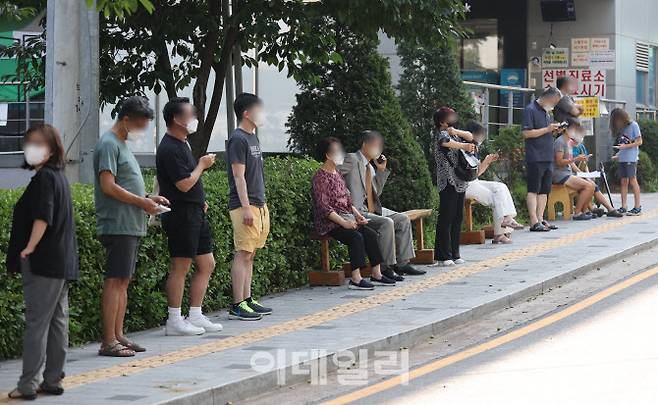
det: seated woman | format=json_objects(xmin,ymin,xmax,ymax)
[
  {"xmin": 464, "ymin": 122, "xmax": 524, "ymax": 245},
  {"xmin": 312, "ymin": 137, "xmax": 395, "ymax": 290},
  {"xmin": 553, "ymin": 119, "xmax": 622, "ymax": 220}
]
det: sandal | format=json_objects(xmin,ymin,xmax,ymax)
[
  {"xmin": 8, "ymin": 388, "xmax": 37, "ymax": 401},
  {"xmin": 529, "ymin": 222, "xmax": 549, "ymax": 232},
  {"xmin": 118, "ymin": 337, "xmax": 146, "ymax": 353},
  {"xmin": 492, "ymin": 235, "xmax": 513, "ymax": 244},
  {"xmin": 542, "ymin": 221, "xmax": 558, "ymax": 230},
  {"xmin": 98, "ymin": 342, "xmax": 135, "ymax": 357}
]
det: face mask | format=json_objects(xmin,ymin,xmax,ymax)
[
  {"xmin": 251, "ymin": 111, "xmax": 265, "ymax": 128},
  {"xmin": 127, "ymin": 128, "xmax": 147, "ymax": 141},
  {"xmin": 544, "ymin": 104, "xmax": 554, "ymax": 113},
  {"xmin": 368, "ymin": 146, "xmax": 383, "ymax": 159},
  {"xmin": 568, "ymin": 129, "xmax": 585, "ymax": 144},
  {"xmin": 24, "ymin": 144, "xmax": 48, "ymax": 166},
  {"xmin": 331, "ymin": 152, "xmax": 345, "ymax": 166},
  {"xmin": 185, "ymin": 118, "xmax": 199, "ymax": 134}
]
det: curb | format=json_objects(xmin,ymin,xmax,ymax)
[{"xmin": 158, "ymin": 236, "xmax": 658, "ymax": 405}]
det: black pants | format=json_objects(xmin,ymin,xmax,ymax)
[
  {"xmin": 328, "ymin": 225, "xmax": 383, "ymax": 270},
  {"xmin": 435, "ymin": 184, "xmax": 465, "ymax": 261}
]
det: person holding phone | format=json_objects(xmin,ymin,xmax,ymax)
[
  {"xmin": 339, "ymin": 130, "xmax": 425, "ymax": 281},
  {"xmin": 610, "ymin": 108, "xmax": 643, "ymax": 216},
  {"xmin": 312, "ymin": 137, "xmax": 391, "ymax": 289},
  {"xmin": 94, "ymin": 96, "xmax": 168, "ymax": 357},
  {"xmin": 156, "ymin": 97, "xmax": 222, "ymax": 336}
]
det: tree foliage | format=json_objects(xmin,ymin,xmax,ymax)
[
  {"xmin": 397, "ymin": 39, "xmax": 475, "ymax": 172},
  {"xmin": 287, "ymin": 28, "xmax": 436, "ymax": 212}
]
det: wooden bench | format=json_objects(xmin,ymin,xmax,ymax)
[
  {"xmin": 308, "ymin": 234, "xmax": 374, "ymax": 286},
  {"xmin": 460, "ymin": 199, "xmax": 486, "ymax": 245},
  {"xmin": 547, "ymin": 184, "xmax": 577, "ymax": 221},
  {"xmin": 402, "ymin": 209, "xmax": 435, "ymax": 265}
]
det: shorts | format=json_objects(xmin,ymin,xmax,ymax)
[
  {"xmin": 230, "ymin": 204, "xmax": 270, "ymax": 253},
  {"xmin": 161, "ymin": 202, "xmax": 213, "ymax": 258},
  {"xmin": 99, "ymin": 235, "xmax": 140, "ymax": 279},
  {"xmin": 527, "ymin": 161, "xmax": 553, "ymax": 195},
  {"xmin": 555, "ymin": 175, "xmax": 570, "ymax": 185},
  {"xmin": 619, "ymin": 162, "xmax": 637, "ymax": 179}
]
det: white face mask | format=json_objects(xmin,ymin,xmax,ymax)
[
  {"xmin": 368, "ymin": 146, "xmax": 383, "ymax": 160},
  {"xmin": 331, "ymin": 152, "xmax": 345, "ymax": 166},
  {"xmin": 568, "ymin": 129, "xmax": 585, "ymax": 144},
  {"xmin": 185, "ymin": 118, "xmax": 199, "ymax": 134},
  {"xmin": 544, "ymin": 104, "xmax": 555, "ymax": 113},
  {"xmin": 251, "ymin": 111, "xmax": 265, "ymax": 128},
  {"xmin": 24, "ymin": 144, "xmax": 49, "ymax": 166},
  {"xmin": 127, "ymin": 129, "xmax": 147, "ymax": 141}
]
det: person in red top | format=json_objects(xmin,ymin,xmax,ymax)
[{"xmin": 311, "ymin": 137, "xmax": 394, "ymax": 290}]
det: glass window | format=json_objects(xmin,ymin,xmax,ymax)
[
  {"xmin": 459, "ymin": 19, "xmax": 500, "ymax": 72},
  {"xmin": 637, "ymin": 71, "xmax": 647, "ymax": 105}
]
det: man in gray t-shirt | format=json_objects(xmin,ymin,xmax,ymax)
[{"xmin": 554, "ymin": 76, "xmax": 584, "ymax": 123}]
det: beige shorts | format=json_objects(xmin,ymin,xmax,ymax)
[{"xmin": 229, "ymin": 204, "xmax": 270, "ymax": 253}]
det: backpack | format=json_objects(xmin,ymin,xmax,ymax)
[{"xmin": 454, "ymin": 148, "xmax": 480, "ymax": 182}]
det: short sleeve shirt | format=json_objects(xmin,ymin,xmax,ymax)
[
  {"xmin": 522, "ymin": 100, "xmax": 554, "ymax": 163},
  {"xmin": 156, "ymin": 134, "xmax": 205, "ymax": 205},
  {"xmin": 7, "ymin": 167, "xmax": 79, "ymax": 280},
  {"xmin": 554, "ymin": 95, "xmax": 576, "ymax": 123},
  {"xmin": 617, "ymin": 121, "xmax": 641, "ymax": 163},
  {"xmin": 226, "ymin": 128, "xmax": 266, "ymax": 210},
  {"xmin": 93, "ymin": 131, "xmax": 146, "ymax": 236},
  {"xmin": 552, "ymin": 136, "xmax": 573, "ymax": 183}
]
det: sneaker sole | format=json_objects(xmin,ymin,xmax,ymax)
[
  {"xmin": 165, "ymin": 329, "xmax": 205, "ymax": 336},
  {"xmin": 228, "ymin": 314, "xmax": 262, "ymax": 321},
  {"xmin": 254, "ymin": 310, "xmax": 272, "ymax": 316},
  {"xmin": 626, "ymin": 212, "xmax": 642, "ymax": 216},
  {"xmin": 370, "ymin": 281, "xmax": 396, "ymax": 287},
  {"xmin": 348, "ymin": 285, "xmax": 374, "ymax": 290}
]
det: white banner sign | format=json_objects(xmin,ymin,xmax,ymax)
[
  {"xmin": 591, "ymin": 37, "xmax": 610, "ymax": 50},
  {"xmin": 542, "ymin": 69, "xmax": 607, "ymax": 97},
  {"xmin": 571, "ymin": 38, "xmax": 591, "ymax": 52},
  {"xmin": 589, "ymin": 50, "xmax": 616, "ymax": 70},
  {"xmin": 571, "ymin": 52, "xmax": 590, "ymax": 67}
]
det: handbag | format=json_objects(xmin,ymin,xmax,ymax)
[{"xmin": 454, "ymin": 147, "xmax": 480, "ymax": 182}]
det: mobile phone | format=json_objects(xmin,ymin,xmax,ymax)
[{"xmin": 376, "ymin": 155, "xmax": 385, "ymax": 164}]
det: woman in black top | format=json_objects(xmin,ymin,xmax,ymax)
[
  {"xmin": 432, "ymin": 107, "xmax": 475, "ymax": 267},
  {"xmin": 7, "ymin": 125, "xmax": 78, "ymax": 400}
]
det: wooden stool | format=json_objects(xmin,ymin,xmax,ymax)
[
  {"xmin": 308, "ymin": 234, "xmax": 346, "ymax": 286},
  {"xmin": 402, "ymin": 209, "xmax": 435, "ymax": 264},
  {"xmin": 460, "ymin": 199, "xmax": 485, "ymax": 244},
  {"xmin": 547, "ymin": 184, "xmax": 576, "ymax": 221}
]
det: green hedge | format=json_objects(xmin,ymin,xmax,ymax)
[{"xmin": 0, "ymin": 156, "xmax": 355, "ymax": 360}]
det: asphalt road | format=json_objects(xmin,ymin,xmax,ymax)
[{"xmin": 332, "ymin": 267, "xmax": 658, "ymax": 405}]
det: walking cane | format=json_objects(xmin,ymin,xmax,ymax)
[{"xmin": 599, "ymin": 162, "xmax": 614, "ymax": 209}]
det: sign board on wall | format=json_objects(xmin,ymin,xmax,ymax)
[
  {"xmin": 577, "ymin": 97, "xmax": 601, "ymax": 119},
  {"xmin": 571, "ymin": 38, "xmax": 590, "ymax": 52},
  {"xmin": 542, "ymin": 69, "xmax": 607, "ymax": 97},
  {"xmin": 542, "ymin": 48, "xmax": 569, "ymax": 68},
  {"xmin": 588, "ymin": 50, "xmax": 616, "ymax": 70},
  {"xmin": 571, "ymin": 52, "xmax": 590, "ymax": 67},
  {"xmin": 591, "ymin": 38, "xmax": 610, "ymax": 50},
  {"xmin": 500, "ymin": 68, "xmax": 526, "ymax": 108}
]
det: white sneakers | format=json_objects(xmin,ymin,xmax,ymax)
[
  {"xmin": 187, "ymin": 315, "xmax": 223, "ymax": 333},
  {"xmin": 165, "ymin": 318, "xmax": 205, "ymax": 336},
  {"xmin": 453, "ymin": 258, "xmax": 466, "ymax": 265}
]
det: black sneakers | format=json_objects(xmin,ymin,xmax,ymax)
[
  {"xmin": 348, "ymin": 279, "xmax": 375, "ymax": 290},
  {"xmin": 228, "ymin": 301, "xmax": 262, "ymax": 321},
  {"xmin": 246, "ymin": 297, "xmax": 272, "ymax": 315},
  {"xmin": 370, "ymin": 275, "xmax": 397, "ymax": 286}
]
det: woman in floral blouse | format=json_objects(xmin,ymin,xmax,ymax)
[
  {"xmin": 432, "ymin": 107, "xmax": 476, "ymax": 267},
  {"xmin": 311, "ymin": 137, "xmax": 395, "ymax": 290}
]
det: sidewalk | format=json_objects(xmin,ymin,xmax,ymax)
[{"xmin": 1, "ymin": 194, "xmax": 657, "ymax": 405}]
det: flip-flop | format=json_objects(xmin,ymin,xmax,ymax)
[
  {"xmin": 8, "ymin": 388, "xmax": 37, "ymax": 401},
  {"xmin": 98, "ymin": 342, "xmax": 135, "ymax": 357},
  {"xmin": 118, "ymin": 338, "xmax": 146, "ymax": 353}
]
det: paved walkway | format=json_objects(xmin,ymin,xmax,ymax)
[{"xmin": 1, "ymin": 194, "xmax": 657, "ymax": 405}]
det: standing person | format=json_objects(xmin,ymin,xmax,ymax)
[
  {"xmin": 522, "ymin": 87, "xmax": 562, "ymax": 232},
  {"xmin": 227, "ymin": 93, "xmax": 272, "ymax": 321},
  {"xmin": 157, "ymin": 97, "xmax": 223, "ymax": 335},
  {"xmin": 312, "ymin": 137, "xmax": 392, "ymax": 290},
  {"xmin": 432, "ymin": 107, "xmax": 475, "ymax": 266},
  {"xmin": 7, "ymin": 125, "xmax": 78, "ymax": 400},
  {"xmin": 339, "ymin": 131, "xmax": 424, "ymax": 279},
  {"xmin": 554, "ymin": 76, "xmax": 584, "ymax": 122},
  {"xmin": 464, "ymin": 122, "xmax": 524, "ymax": 244},
  {"xmin": 94, "ymin": 96, "xmax": 168, "ymax": 357},
  {"xmin": 610, "ymin": 108, "xmax": 643, "ymax": 216}
]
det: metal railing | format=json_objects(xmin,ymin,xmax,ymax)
[
  {"xmin": 0, "ymin": 81, "xmax": 45, "ymax": 152},
  {"xmin": 462, "ymin": 80, "xmax": 536, "ymax": 135},
  {"xmin": 636, "ymin": 105, "xmax": 657, "ymax": 121}
]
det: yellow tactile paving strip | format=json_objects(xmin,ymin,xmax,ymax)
[{"xmin": 2, "ymin": 210, "xmax": 657, "ymax": 400}]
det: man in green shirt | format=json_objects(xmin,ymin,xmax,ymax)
[{"xmin": 93, "ymin": 96, "xmax": 169, "ymax": 357}]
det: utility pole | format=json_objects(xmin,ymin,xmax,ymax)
[{"xmin": 45, "ymin": 0, "xmax": 99, "ymax": 184}]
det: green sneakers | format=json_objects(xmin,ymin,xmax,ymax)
[{"xmin": 228, "ymin": 301, "xmax": 262, "ymax": 321}]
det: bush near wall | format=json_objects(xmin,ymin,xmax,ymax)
[{"xmin": 0, "ymin": 156, "xmax": 353, "ymax": 360}]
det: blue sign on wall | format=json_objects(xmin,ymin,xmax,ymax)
[{"xmin": 500, "ymin": 68, "xmax": 526, "ymax": 107}]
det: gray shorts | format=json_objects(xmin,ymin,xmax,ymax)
[
  {"xmin": 99, "ymin": 235, "xmax": 140, "ymax": 279},
  {"xmin": 619, "ymin": 162, "xmax": 637, "ymax": 179}
]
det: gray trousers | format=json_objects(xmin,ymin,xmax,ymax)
[
  {"xmin": 364, "ymin": 210, "xmax": 415, "ymax": 266},
  {"xmin": 18, "ymin": 264, "xmax": 69, "ymax": 394}
]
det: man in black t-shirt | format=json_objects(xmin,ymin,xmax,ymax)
[
  {"xmin": 226, "ymin": 93, "xmax": 272, "ymax": 321},
  {"xmin": 156, "ymin": 97, "xmax": 222, "ymax": 336}
]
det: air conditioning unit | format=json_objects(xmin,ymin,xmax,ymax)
[{"xmin": 541, "ymin": 0, "xmax": 576, "ymax": 22}]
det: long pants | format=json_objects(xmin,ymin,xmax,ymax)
[
  {"xmin": 328, "ymin": 225, "xmax": 383, "ymax": 270},
  {"xmin": 435, "ymin": 184, "xmax": 465, "ymax": 261},
  {"xmin": 18, "ymin": 264, "xmax": 69, "ymax": 394},
  {"xmin": 465, "ymin": 179, "xmax": 517, "ymax": 235},
  {"xmin": 364, "ymin": 210, "xmax": 415, "ymax": 266}
]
